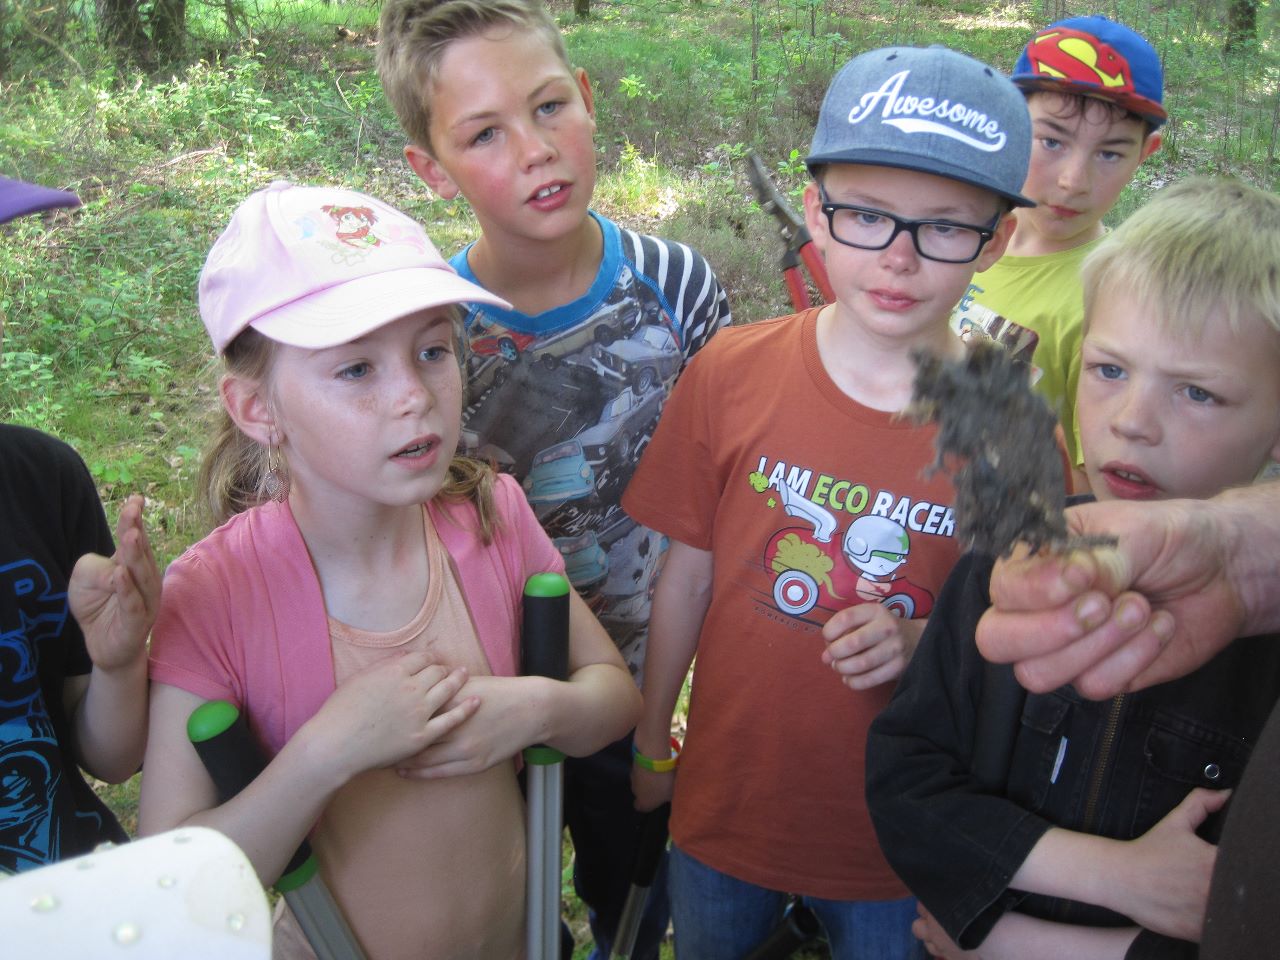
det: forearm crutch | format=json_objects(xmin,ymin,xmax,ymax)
[
  {"xmin": 187, "ymin": 701, "xmax": 369, "ymax": 960},
  {"xmin": 743, "ymin": 898, "xmax": 822, "ymax": 960},
  {"xmin": 522, "ymin": 572, "xmax": 571, "ymax": 960},
  {"xmin": 745, "ymin": 150, "xmax": 834, "ymax": 311},
  {"xmin": 609, "ymin": 801, "xmax": 671, "ymax": 960}
]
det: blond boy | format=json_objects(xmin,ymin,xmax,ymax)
[
  {"xmin": 377, "ymin": 4, "xmax": 731, "ymax": 957},
  {"xmin": 868, "ymin": 177, "xmax": 1280, "ymax": 958}
]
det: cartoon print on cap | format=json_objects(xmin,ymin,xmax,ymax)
[{"xmin": 322, "ymin": 204, "xmax": 385, "ymax": 249}]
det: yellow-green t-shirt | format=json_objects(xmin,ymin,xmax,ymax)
[{"xmin": 951, "ymin": 237, "xmax": 1102, "ymax": 466}]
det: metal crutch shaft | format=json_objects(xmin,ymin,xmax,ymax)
[
  {"xmin": 187, "ymin": 700, "xmax": 369, "ymax": 960},
  {"xmin": 522, "ymin": 572, "xmax": 571, "ymax": 960},
  {"xmin": 610, "ymin": 801, "xmax": 671, "ymax": 959}
]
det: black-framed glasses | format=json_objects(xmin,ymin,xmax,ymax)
[{"xmin": 818, "ymin": 188, "xmax": 1000, "ymax": 264}]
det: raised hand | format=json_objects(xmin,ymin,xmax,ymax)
[{"xmin": 69, "ymin": 494, "xmax": 161, "ymax": 673}]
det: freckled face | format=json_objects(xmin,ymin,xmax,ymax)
[
  {"xmin": 270, "ymin": 310, "xmax": 463, "ymax": 513},
  {"xmin": 416, "ymin": 27, "xmax": 597, "ymax": 249},
  {"xmin": 1078, "ymin": 290, "xmax": 1280, "ymax": 501}
]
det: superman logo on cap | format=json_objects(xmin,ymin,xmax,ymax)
[{"xmin": 1026, "ymin": 27, "xmax": 1133, "ymax": 92}]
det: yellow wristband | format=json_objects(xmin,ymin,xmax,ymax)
[{"xmin": 632, "ymin": 736, "xmax": 681, "ymax": 773}]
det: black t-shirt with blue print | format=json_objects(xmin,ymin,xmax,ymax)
[{"xmin": 0, "ymin": 423, "xmax": 127, "ymax": 873}]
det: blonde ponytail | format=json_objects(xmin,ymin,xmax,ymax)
[
  {"xmin": 440, "ymin": 455, "xmax": 501, "ymax": 544},
  {"xmin": 197, "ymin": 328, "xmax": 278, "ymax": 527}
]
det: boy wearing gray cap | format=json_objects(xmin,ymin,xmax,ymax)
[{"xmin": 622, "ymin": 46, "xmax": 1031, "ymax": 959}]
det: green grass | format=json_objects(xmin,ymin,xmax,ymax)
[{"xmin": 4, "ymin": 0, "xmax": 1276, "ymax": 954}]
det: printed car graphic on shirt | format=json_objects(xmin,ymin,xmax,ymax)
[
  {"xmin": 591, "ymin": 323, "xmax": 681, "ymax": 394},
  {"xmin": 471, "ymin": 329, "xmax": 539, "ymax": 362},
  {"xmin": 554, "ymin": 531, "xmax": 610, "ymax": 591},
  {"xmin": 758, "ymin": 480, "xmax": 934, "ymax": 623},
  {"xmin": 599, "ymin": 526, "xmax": 668, "ymax": 625},
  {"xmin": 523, "ymin": 440, "xmax": 596, "ymax": 506},
  {"xmin": 575, "ymin": 386, "xmax": 663, "ymax": 468},
  {"xmin": 531, "ymin": 299, "xmax": 645, "ymax": 371}
]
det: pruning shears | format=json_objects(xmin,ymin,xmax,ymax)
[{"xmin": 746, "ymin": 150, "xmax": 834, "ymax": 312}]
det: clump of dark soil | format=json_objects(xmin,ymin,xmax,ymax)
[{"xmin": 909, "ymin": 341, "xmax": 1071, "ymax": 557}]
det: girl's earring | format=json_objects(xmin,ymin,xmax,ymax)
[{"xmin": 264, "ymin": 435, "xmax": 291, "ymax": 503}]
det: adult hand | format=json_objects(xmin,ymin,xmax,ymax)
[
  {"xmin": 976, "ymin": 494, "xmax": 1253, "ymax": 699},
  {"xmin": 69, "ymin": 494, "xmax": 161, "ymax": 673},
  {"xmin": 821, "ymin": 603, "xmax": 925, "ymax": 690}
]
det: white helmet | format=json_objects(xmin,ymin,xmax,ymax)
[{"xmin": 843, "ymin": 516, "xmax": 910, "ymax": 576}]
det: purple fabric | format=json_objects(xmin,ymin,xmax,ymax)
[{"xmin": 0, "ymin": 177, "xmax": 79, "ymax": 224}]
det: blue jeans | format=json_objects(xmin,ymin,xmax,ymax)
[
  {"xmin": 564, "ymin": 734, "xmax": 670, "ymax": 960},
  {"xmin": 668, "ymin": 844, "xmax": 925, "ymax": 960}
]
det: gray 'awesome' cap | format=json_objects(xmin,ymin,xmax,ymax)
[{"xmin": 807, "ymin": 46, "xmax": 1034, "ymax": 207}]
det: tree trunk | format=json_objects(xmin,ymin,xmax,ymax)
[
  {"xmin": 96, "ymin": 0, "xmax": 186, "ymax": 65},
  {"xmin": 1225, "ymin": 0, "xmax": 1257, "ymax": 51},
  {"xmin": 97, "ymin": 0, "xmax": 149, "ymax": 62},
  {"xmin": 1041, "ymin": 0, "xmax": 1068, "ymax": 23},
  {"xmin": 574, "ymin": 0, "xmax": 590, "ymax": 19},
  {"xmin": 149, "ymin": 0, "xmax": 187, "ymax": 60}
]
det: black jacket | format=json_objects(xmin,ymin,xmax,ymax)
[{"xmin": 866, "ymin": 551, "xmax": 1280, "ymax": 956}]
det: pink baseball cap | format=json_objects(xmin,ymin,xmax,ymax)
[{"xmin": 198, "ymin": 181, "xmax": 509, "ymax": 354}]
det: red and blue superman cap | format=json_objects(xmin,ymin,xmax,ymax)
[{"xmin": 1011, "ymin": 16, "xmax": 1166, "ymax": 128}]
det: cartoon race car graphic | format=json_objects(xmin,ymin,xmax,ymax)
[{"xmin": 764, "ymin": 483, "xmax": 933, "ymax": 621}]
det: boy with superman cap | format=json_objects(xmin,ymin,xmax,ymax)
[{"xmin": 952, "ymin": 16, "xmax": 1166, "ymax": 492}]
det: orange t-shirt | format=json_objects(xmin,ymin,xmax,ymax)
[
  {"xmin": 272, "ymin": 514, "xmax": 525, "ymax": 959},
  {"xmin": 623, "ymin": 309, "xmax": 962, "ymax": 900}
]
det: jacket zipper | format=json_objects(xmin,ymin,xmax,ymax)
[
  {"xmin": 1053, "ymin": 693, "xmax": 1126, "ymax": 925},
  {"xmin": 1083, "ymin": 694, "xmax": 1127, "ymax": 831}
]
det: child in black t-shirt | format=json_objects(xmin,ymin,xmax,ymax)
[{"xmin": 0, "ymin": 177, "xmax": 159, "ymax": 873}]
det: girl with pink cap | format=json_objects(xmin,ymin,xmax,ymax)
[{"xmin": 138, "ymin": 182, "xmax": 640, "ymax": 959}]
